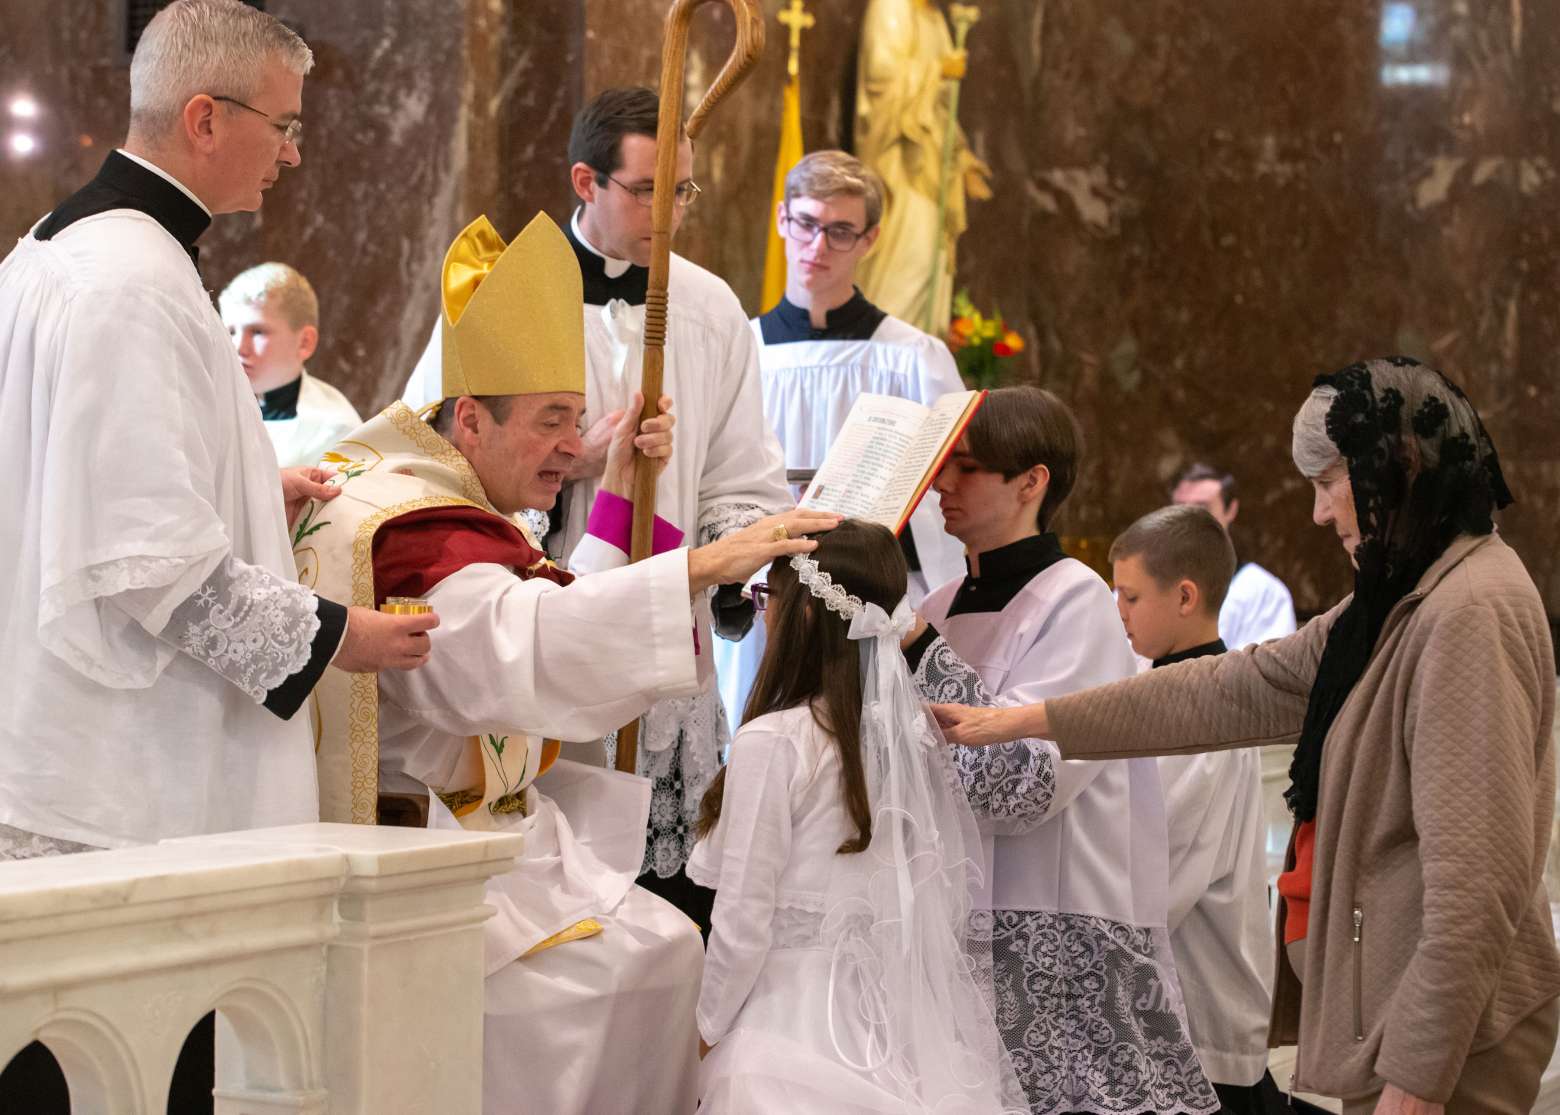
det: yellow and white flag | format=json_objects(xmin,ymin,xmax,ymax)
[{"xmin": 761, "ymin": 72, "xmax": 804, "ymax": 313}]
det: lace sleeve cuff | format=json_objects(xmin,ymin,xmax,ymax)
[
  {"xmin": 160, "ymin": 554, "xmax": 343, "ymax": 718},
  {"xmin": 697, "ymin": 501, "xmax": 768, "ymax": 547},
  {"xmin": 910, "ymin": 633, "xmax": 988, "ymax": 706},
  {"xmin": 263, "ymin": 597, "xmax": 347, "ymax": 719},
  {"xmin": 911, "ymin": 635, "xmax": 1058, "ymax": 825},
  {"xmin": 697, "ymin": 502, "xmax": 770, "ymax": 640}
]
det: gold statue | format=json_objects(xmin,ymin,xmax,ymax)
[{"xmin": 855, "ymin": 0, "xmax": 991, "ymax": 335}]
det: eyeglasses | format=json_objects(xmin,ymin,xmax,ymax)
[
  {"xmin": 601, "ymin": 173, "xmax": 702, "ymax": 209},
  {"xmin": 781, "ymin": 210, "xmax": 867, "ymax": 252},
  {"xmin": 749, "ymin": 583, "xmax": 771, "ymax": 612},
  {"xmin": 211, "ymin": 95, "xmax": 304, "ymax": 146}
]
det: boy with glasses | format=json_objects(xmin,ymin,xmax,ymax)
[
  {"xmin": 403, "ymin": 86, "xmax": 790, "ymax": 931},
  {"xmin": 713, "ymin": 149, "xmax": 967, "ymax": 729}
]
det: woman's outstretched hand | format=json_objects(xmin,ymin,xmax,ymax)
[{"xmin": 931, "ymin": 702, "xmax": 1044, "ymax": 748}]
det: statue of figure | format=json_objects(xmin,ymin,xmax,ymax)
[{"xmin": 854, "ymin": 0, "xmax": 990, "ymax": 335}]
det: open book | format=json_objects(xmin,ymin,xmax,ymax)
[{"xmin": 799, "ymin": 390, "xmax": 986, "ymax": 534}]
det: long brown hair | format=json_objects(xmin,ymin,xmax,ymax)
[{"xmin": 696, "ymin": 520, "xmax": 907, "ymax": 854}]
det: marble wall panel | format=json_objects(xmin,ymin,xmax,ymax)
[{"xmin": 945, "ymin": 0, "xmax": 1560, "ymax": 616}]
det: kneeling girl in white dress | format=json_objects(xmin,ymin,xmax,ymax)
[{"xmin": 689, "ymin": 520, "xmax": 1024, "ymax": 1113}]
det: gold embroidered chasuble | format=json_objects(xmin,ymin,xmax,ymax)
[{"xmin": 294, "ymin": 401, "xmax": 556, "ymax": 827}]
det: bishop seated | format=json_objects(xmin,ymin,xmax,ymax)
[{"xmin": 299, "ymin": 211, "xmax": 834, "ymax": 1115}]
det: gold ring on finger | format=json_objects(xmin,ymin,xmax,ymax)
[{"xmin": 770, "ymin": 524, "xmax": 789, "ymax": 541}]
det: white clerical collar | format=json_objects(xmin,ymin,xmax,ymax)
[
  {"xmin": 116, "ymin": 149, "xmax": 212, "ymax": 217},
  {"xmin": 570, "ymin": 209, "xmax": 633, "ymax": 279}
]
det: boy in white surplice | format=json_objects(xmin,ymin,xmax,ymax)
[
  {"xmin": 219, "ymin": 261, "xmax": 362, "ymax": 469},
  {"xmin": 713, "ymin": 149, "xmax": 967, "ymax": 731},
  {"xmin": 1110, "ymin": 504, "xmax": 1283, "ymax": 1113},
  {"xmin": 902, "ymin": 386, "xmax": 1217, "ymax": 1115}
]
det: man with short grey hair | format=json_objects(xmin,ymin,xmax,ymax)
[
  {"xmin": 0, "ymin": 0, "xmax": 435, "ymax": 858},
  {"xmin": 0, "ymin": 9, "xmax": 434, "ymax": 1102}
]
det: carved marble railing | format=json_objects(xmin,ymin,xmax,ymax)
[{"xmin": 0, "ymin": 823, "xmax": 521, "ymax": 1115}]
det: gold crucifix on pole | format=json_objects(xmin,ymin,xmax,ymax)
[{"xmin": 778, "ymin": 0, "xmax": 813, "ymax": 78}]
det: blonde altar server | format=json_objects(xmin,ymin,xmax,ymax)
[
  {"xmin": 308, "ymin": 212, "xmax": 834, "ymax": 1115},
  {"xmin": 0, "ymin": 0, "xmax": 433, "ymax": 861},
  {"xmin": 220, "ymin": 261, "xmax": 363, "ymax": 468},
  {"xmin": 405, "ymin": 87, "xmax": 791, "ymax": 924},
  {"xmin": 712, "ymin": 150, "xmax": 966, "ymax": 729}
]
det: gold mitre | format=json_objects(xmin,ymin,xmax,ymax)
[{"xmin": 439, "ymin": 212, "xmax": 585, "ymax": 399}]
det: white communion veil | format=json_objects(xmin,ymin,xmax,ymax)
[{"xmin": 793, "ymin": 553, "xmax": 1026, "ymax": 1113}]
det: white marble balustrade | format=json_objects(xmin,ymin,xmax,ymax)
[{"xmin": 0, "ymin": 823, "xmax": 521, "ymax": 1115}]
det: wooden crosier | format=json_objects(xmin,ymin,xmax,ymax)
[{"xmin": 616, "ymin": 0, "xmax": 766, "ymax": 775}]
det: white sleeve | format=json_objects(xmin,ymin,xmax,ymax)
[
  {"xmin": 695, "ymin": 726, "xmax": 799, "ymax": 1043},
  {"xmin": 694, "ymin": 317, "xmax": 791, "ymax": 543},
  {"xmin": 915, "ymin": 333, "xmax": 966, "ymax": 403},
  {"xmin": 1246, "ymin": 578, "xmax": 1298, "ymax": 644},
  {"xmin": 1222, "ymin": 569, "xmax": 1298, "ymax": 649},
  {"xmin": 119, "ymin": 551, "xmax": 323, "ymax": 703},
  {"xmin": 991, "ymin": 579, "xmax": 1139, "ymax": 820},
  {"xmin": 377, "ymin": 553, "xmax": 699, "ymax": 741},
  {"xmin": 932, "ymin": 577, "xmax": 1138, "ymax": 830},
  {"xmin": 1157, "ymin": 752, "xmax": 1233, "ymax": 931},
  {"xmin": 36, "ymin": 282, "xmax": 257, "ymax": 688},
  {"xmin": 564, "ymin": 532, "xmax": 630, "ymax": 576},
  {"xmin": 400, "ymin": 317, "xmax": 444, "ymax": 408}
]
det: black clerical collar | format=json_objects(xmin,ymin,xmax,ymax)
[
  {"xmin": 946, "ymin": 533, "xmax": 1068, "ymax": 616},
  {"xmin": 258, "ymin": 375, "xmax": 303, "ymax": 421},
  {"xmin": 33, "ymin": 150, "xmax": 211, "ymax": 270},
  {"xmin": 1152, "ymin": 639, "xmax": 1227, "ymax": 669},
  {"xmin": 758, "ymin": 289, "xmax": 887, "ymax": 345},
  {"xmin": 564, "ymin": 218, "xmax": 649, "ymax": 306}
]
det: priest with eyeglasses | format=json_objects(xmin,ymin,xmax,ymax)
[{"xmin": 0, "ymin": 0, "xmax": 436, "ymax": 867}]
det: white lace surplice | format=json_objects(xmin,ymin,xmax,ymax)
[
  {"xmin": 0, "ymin": 216, "xmax": 322, "ymax": 848},
  {"xmin": 915, "ymin": 559, "xmax": 1218, "ymax": 1115}
]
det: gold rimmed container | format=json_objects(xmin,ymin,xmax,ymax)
[{"xmin": 380, "ymin": 596, "xmax": 432, "ymax": 615}]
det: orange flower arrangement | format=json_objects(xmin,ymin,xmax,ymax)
[{"xmin": 949, "ymin": 289, "xmax": 1024, "ymax": 388}]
